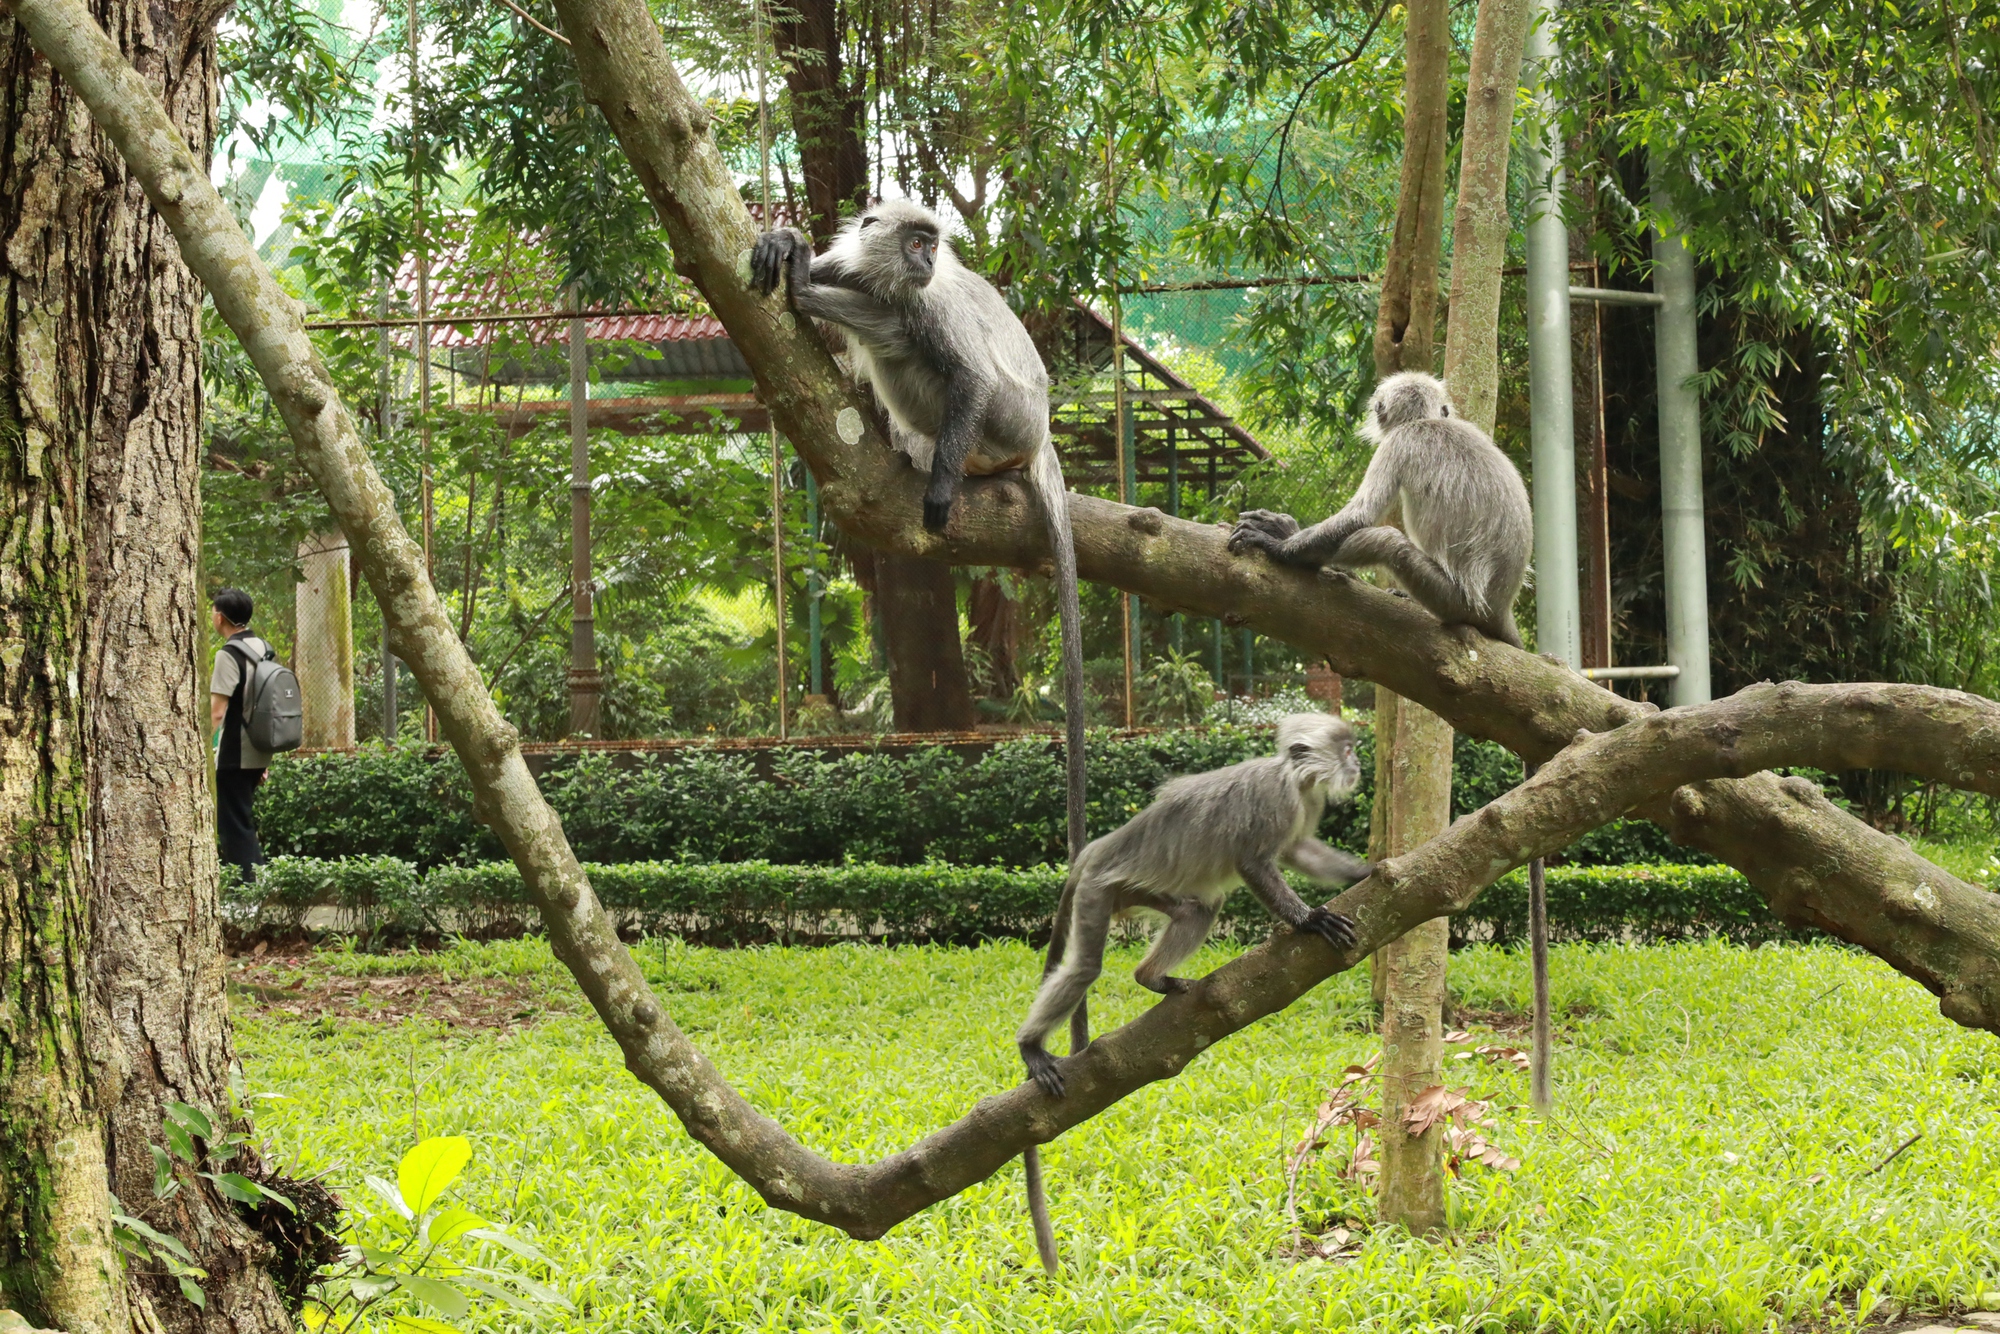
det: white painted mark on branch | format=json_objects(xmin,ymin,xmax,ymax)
[{"xmin": 837, "ymin": 406, "xmax": 864, "ymax": 445}]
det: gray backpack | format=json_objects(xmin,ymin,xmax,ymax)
[{"xmin": 225, "ymin": 641, "xmax": 305, "ymax": 754}]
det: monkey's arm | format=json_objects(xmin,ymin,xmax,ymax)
[
  {"xmin": 1229, "ymin": 449, "xmax": 1400, "ymax": 569},
  {"xmin": 918, "ymin": 360, "xmax": 997, "ymax": 533},
  {"xmin": 1239, "ymin": 858, "xmax": 1358, "ymax": 948},
  {"xmin": 1282, "ymin": 837, "xmax": 1374, "ymax": 887}
]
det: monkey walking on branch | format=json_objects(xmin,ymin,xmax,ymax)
[
  {"xmin": 1228, "ymin": 371, "xmax": 1533, "ymax": 648},
  {"xmin": 752, "ymin": 199, "xmax": 1088, "ymax": 1274},
  {"xmin": 1017, "ymin": 714, "xmax": 1371, "ymax": 1099}
]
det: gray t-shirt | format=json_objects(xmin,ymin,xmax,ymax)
[{"xmin": 211, "ymin": 633, "xmax": 274, "ymax": 769}]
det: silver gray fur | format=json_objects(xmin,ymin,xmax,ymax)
[
  {"xmin": 752, "ymin": 201, "xmax": 1091, "ymax": 1273},
  {"xmin": 1228, "ymin": 371, "xmax": 1533, "ymax": 648},
  {"xmin": 1016, "ymin": 713, "xmax": 1370, "ymax": 1099}
]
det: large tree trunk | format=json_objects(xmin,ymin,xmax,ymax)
[
  {"xmin": 868, "ymin": 552, "xmax": 975, "ymax": 732},
  {"xmin": 0, "ymin": 14, "xmax": 128, "ymax": 1327},
  {"xmin": 5, "ymin": 0, "xmax": 295, "ymax": 1325}
]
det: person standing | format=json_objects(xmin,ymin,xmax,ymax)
[{"xmin": 209, "ymin": 587, "xmax": 274, "ymax": 882}]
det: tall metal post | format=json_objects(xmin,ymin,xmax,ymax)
[
  {"xmin": 376, "ymin": 279, "xmax": 397, "ymax": 740},
  {"xmin": 1166, "ymin": 431, "xmax": 1183, "ymax": 656},
  {"xmin": 1651, "ymin": 162, "xmax": 1712, "ymax": 706},
  {"xmin": 806, "ymin": 471, "xmax": 823, "ymax": 697},
  {"xmin": 1523, "ymin": 0, "xmax": 1579, "ymax": 670},
  {"xmin": 1122, "ymin": 409, "xmax": 1139, "ymax": 696},
  {"xmin": 567, "ymin": 287, "xmax": 601, "ymax": 736}
]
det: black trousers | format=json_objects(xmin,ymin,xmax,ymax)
[{"xmin": 217, "ymin": 767, "xmax": 268, "ymax": 882}]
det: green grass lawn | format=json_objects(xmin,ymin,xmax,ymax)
[{"xmin": 234, "ymin": 937, "xmax": 2000, "ymax": 1332}]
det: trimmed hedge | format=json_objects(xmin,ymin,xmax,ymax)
[
  {"xmin": 256, "ymin": 727, "xmax": 1702, "ymax": 870},
  {"xmin": 227, "ymin": 857, "xmax": 1800, "ymax": 948}
]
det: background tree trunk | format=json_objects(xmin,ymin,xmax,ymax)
[
  {"xmin": 4, "ymin": 0, "xmax": 296, "ymax": 1324},
  {"xmin": 775, "ymin": 5, "xmax": 976, "ymax": 731},
  {"xmin": 1365, "ymin": 0, "xmax": 1456, "ymax": 1235}
]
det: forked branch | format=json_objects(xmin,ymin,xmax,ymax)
[{"xmin": 17, "ymin": 0, "xmax": 2000, "ymax": 1250}]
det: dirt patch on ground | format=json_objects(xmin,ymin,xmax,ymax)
[{"xmin": 227, "ymin": 954, "xmax": 566, "ymax": 1030}]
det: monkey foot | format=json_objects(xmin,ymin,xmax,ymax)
[
  {"xmin": 1021, "ymin": 1045, "xmax": 1066, "ymax": 1099},
  {"xmin": 1299, "ymin": 907, "xmax": 1359, "ymax": 950}
]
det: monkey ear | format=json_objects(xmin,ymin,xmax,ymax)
[
  {"xmin": 1440, "ymin": 404, "xmax": 1451, "ymax": 417},
  {"xmin": 860, "ymin": 216, "xmax": 878, "ymax": 229}
]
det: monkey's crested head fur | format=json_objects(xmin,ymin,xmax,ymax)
[
  {"xmin": 843, "ymin": 198, "xmax": 952, "ymax": 302},
  {"xmin": 1363, "ymin": 371, "xmax": 1455, "ymax": 443},
  {"xmin": 1275, "ymin": 713, "xmax": 1362, "ymax": 798}
]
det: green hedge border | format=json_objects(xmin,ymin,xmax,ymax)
[{"xmin": 225, "ymin": 857, "xmax": 1805, "ymax": 948}]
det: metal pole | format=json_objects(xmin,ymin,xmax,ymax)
[
  {"xmin": 1524, "ymin": 0, "xmax": 1579, "ymax": 670},
  {"xmin": 1240, "ymin": 627, "xmax": 1254, "ymax": 697},
  {"xmin": 567, "ymin": 286, "xmax": 600, "ymax": 736},
  {"xmin": 1122, "ymin": 408, "xmax": 1139, "ymax": 699},
  {"xmin": 1651, "ymin": 160, "xmax": 1712, "ymax": 706},
  {"xmin": 409, "ymin": 0, "xmax": 435, "ymax": 741},
  {"xmin": 756, "ymin": 2, "xmax": 787, "ymax": 740},
  {"xmin": 1581, "ymin": 260, "xmax": 1614, "ymax": 670},
  {"xmin": 1166, "ymin": 431, "xmax": 1183, "ymax": 656},
  {"xmin": 376, "ymin": 279, "xmax": 397, "ymax": 741},
  {"xmin": 806, "ymin": 471, "xmax": 823, "ymax": 697}
]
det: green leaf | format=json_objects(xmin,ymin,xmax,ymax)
[
  {"xmin": 112, "ymin": 1213, "xmax": 196, "ymax": 1264},
  {"xmin": 386, "ymin": 1317, "xmax": 461, "ymax": 1334},
  {"xmin": 466, "ymin": 1227, "xmax": 552, "ymax": 1268},
  {"xmin": 399, "ymin": 1276, "xmax": 471, "ymax": 1319},
  {"xmin": 151, "ymin": 1145, "xmax": 178, "ymax": 1198},
  {"xmin": 425, "ymin": 1204, "xmax": 486, "ymax": 1247},
  {"xmin": 166, "ymin": 1101, "xmax": 215, "ymax": 1140},
  {"xmin": 365, "ymin": 1174, "xmax": 413, "ymax": 1220},
  {"xmin": 450, "ymin": 1274, "xmax": 537, "ymax": 1314},
  {"xmin": 177, "ymin": 1276, "xmax": 207, "ymax": 1309},
  {"xmin": 397, "ymin": 1137, "xmax": 471, "ymax": 1217},
  {"xmin": 163, "ymin": 1120, "xmax": 198, "ymax": 1164},
  {"xmin": 351, "ymin": 1273, "xmax": 399, "ymax": 1302},
  {"xmin": 205, "ymin": 1172, "xmax": 294, "ymax": 1212},
  {"xmin": 467, "ymin": 1265, "xmax": 573, "ymax": 1310}
]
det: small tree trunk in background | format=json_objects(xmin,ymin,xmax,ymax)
[
  {"xmin": 296, "ymin": 530, "xmax": 357, "ymax": 749},
  {"xmin": 968, "ymin": 575, "xmax": 1021, "ymax": 698},
  {"xmin": 1365, "ymin": 0, "xmax": 1458, "ymax": 1235},
  {"xmin": 873, "ymin": 553, "xmax": 976, "ymax": 732},
  {"xmin": 3, "ymin": 0, "xmax": 296, "ymax": 1323},
  {"xmin": 1371, "ymin": 700, "xmax": 1454, "ymax": 1235}
]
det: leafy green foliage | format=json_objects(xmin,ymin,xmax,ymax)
[
  {"xmin": 258, "ymin": 724, "xmax": 1700, "ymax": 870},
  {"xmin": 230, "ymin": 856, "xmax": 1780, "ymax": 948},
  {"xmin": 237, "ymin": 939, "xmax": 2000, "ymax": 1329}
]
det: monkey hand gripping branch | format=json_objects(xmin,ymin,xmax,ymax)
[{"xmin": 26, "ymin": 0, "xmax": 2000, "ymax": 1257}]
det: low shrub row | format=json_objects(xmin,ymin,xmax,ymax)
[
  {"xmin": 227, "ymin": 856, "xmax": 1800, "ymax": 948},
  {"xmin": 256, "ymin": 727, "xmax": 1700, "ymax": 870}
]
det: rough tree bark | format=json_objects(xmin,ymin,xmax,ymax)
[
  {"xmin": 29, "ymin": 0, "xmax": 2000, "ymax": 1260},
  {"xmin": 1364, "ymin": 0, "xmax": 1455, "ymax": 1237},
  {"xmin": 4, "ymin": 0, "xmax": 295, "ymax": 1324},
  {"xmin": 0, "ymin": 9, "xmax": 127, "ymax": 1325}
]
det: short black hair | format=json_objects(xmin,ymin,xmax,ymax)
[{"xmin": 212, "ymin": 588, "xmax": 254, "ymax": 627}]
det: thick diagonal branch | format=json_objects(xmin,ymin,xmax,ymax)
[{"xmin": 24, "ymin": 0, "xmax": 2000, "ymax": 1252}]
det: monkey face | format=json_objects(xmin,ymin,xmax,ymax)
[
  {"xmin": 899, "ymin": 225, "xmax": 939, "ymax": 285},
  {"xmin": 1276, "ymin": 714, "xmax": 1362, "ymax": 797}
]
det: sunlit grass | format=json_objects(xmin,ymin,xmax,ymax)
[{"xmin": 237, "ymin": 938, "xmax": 2000, "ymax": 1332}]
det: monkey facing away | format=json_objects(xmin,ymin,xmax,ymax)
[
  {"xmin": 753, "ymin": 200, "xmax": 1089, "ymax": 1274},
  {"xmin": 1018, "ymin": 713, "xmax": 1371, "ymax": 1100},
  {"xmin": 1228, "ymin": 371, "xmax": 1532, "ymax": 648}
]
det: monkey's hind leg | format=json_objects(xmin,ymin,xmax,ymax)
[
  {"xmin": 1130, "ymin": 898, "xmax": 1220, "ymax": 996},
  {"xmin": 1330, "ymin": 527, "xmax": 1500, "ymax": 641},
  {"xmin": 1017, "ymin": 890, "xmax": 1113, "ymax": 1099}
]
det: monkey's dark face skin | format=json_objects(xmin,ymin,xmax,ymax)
[
  {"xmin": 857, "ymin": 213, "xmax": 939, "ymax": 292},
  {"xmin": 898, "ymin": 224, "xmax": 938, "ymax": 285}
]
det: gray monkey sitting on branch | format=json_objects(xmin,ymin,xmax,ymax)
[
  {"xmin": 1018, "ymin": 713, "xmax": 1371, "ymax": 1100},
  {"xmin": 1228, "ymin": 371, "xmax": 1533, "ymax": 649}
]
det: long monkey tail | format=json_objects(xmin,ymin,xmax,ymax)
[{"xmin": 1024, "ymin": 442, "xmax": 1088, "ymax": 1278}]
